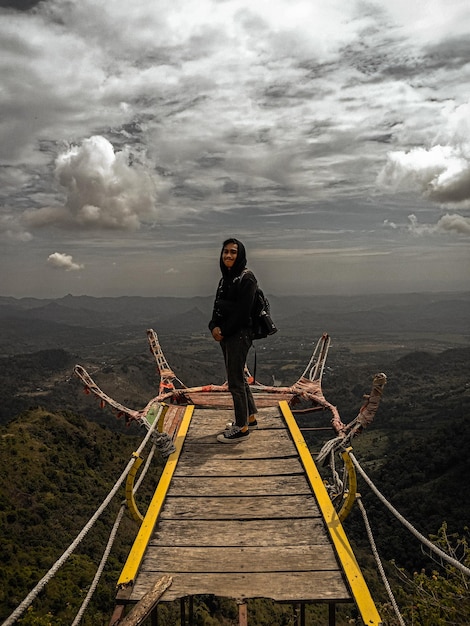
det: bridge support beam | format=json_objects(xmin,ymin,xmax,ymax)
[
  {"xmin": 238, "ymin": 600, "xmax": 248, "ymax": 626},
  {"xmin": 293, "ymin": 603, "xmax": 306, "ymax": 625},
  {"xmin": 178, "ymin": 596, "xmax": 194, "ymax": 625}
]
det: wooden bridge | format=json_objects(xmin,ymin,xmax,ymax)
[{"xmin": 111, "ymin": 389, "xmax": 382, "ymax": 626}]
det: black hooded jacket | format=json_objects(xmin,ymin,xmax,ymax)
[{"xmin": 208, "ymin": 239, "xmax": 257, "ymax": 338}]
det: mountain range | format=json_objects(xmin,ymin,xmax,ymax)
[{"xmin": 1, "ymin": 291, "xmax": 468, "ymax": 356}]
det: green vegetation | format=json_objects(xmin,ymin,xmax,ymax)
[
  {"xmin": 0, "ymin": 333, "xmax": 469, "ymax": 624},
  {"xmin": 0, "ymin": 409, "xmax": 161, "ymax": 625}
]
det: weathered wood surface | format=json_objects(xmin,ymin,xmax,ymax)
[
  {"xmin": 174, "ymin": 455, "xmax": 303, "ymax": 476},
  {"xmin": 184, "ymin": 391, "xmax": 295, "ymax": 409},
  {"xmin": 159, "ymin": 494, "xmax": 320, "ymax": 519},
  {"xmin": 188, "ymin": 407, "xmax": 286, "ymax": 432},
  {"xmin": 150, "ymin": 518, "xmax": 330, "ymax": 547},
  {"xmin": 141, "ymin": 545, "xmax": 338, "ymax": 572},
  {"xmin": 162, "ymin": 406, "xmax": 185, "ymax": 437},
  {"xmin": 132, "ymin": 571, "xmax": 348, "ymax": 603},
  {"xmin": 118, "ymin": 576, "xmax": 172, "ymax": 626},
  {"xmin": 125, "ymin": 401, "xmax": 351, "ymax": 603},
  {"xmin": 166, "ymin": 475, "xmax": 312, "ymax": 497}
]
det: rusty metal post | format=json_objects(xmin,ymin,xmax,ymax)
[
  {"xmin": 109, "ymin": 604, "xmax": 126, "ymax": 626},
  {"xmin": 238, "ymin": 601, "xmax": 248, "ymax": 626}
]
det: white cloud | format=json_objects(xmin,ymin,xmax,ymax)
[
  {"xmin": 407, "ymin": 213, "xmax": 470, "ymax": 236},
  {"xmin": 24, "ymin": 136, "xmax": 158, "ymax": 231},
  {"xmin": 437, "ymin": 213, "xmax": 470, "ymax": 235},
  {"xmin": 377, "ymin": 100, "xmax": 470, "ymax": 206},
  {"xmin": 378, "ymin": 144, "xmax": 470, "ymax": 205},
  {"xmin": 47, "ymin": 252, "xmax": 84, "ymax": 271}
]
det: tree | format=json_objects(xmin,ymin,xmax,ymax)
[{"xmin": 394, "ymin": 523, "xmax": 470, "ymax": 625}]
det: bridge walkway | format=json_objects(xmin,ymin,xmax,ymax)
[{"xmin": 115, "ymin": 395, "xmax": 381, "ymax": 625}]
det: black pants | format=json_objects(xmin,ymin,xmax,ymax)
[{"xmin": 221, "ymin": 329, "xmax": 257, "ymax": 428}]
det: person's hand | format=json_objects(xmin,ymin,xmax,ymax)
[{"xmin": 212, "ymin": 327, "xmax": 223, "ymax": 342}]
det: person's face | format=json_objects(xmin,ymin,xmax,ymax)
[{"xmin": 222, "ymin": 242, "xmax": 238, "ymax": 269}]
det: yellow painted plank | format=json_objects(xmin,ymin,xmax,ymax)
[
  {"xmin": 118, "ymin": 405, "xmax": 194, "ymax": 586},
  {"xmin": 279, "ymin": 400, "xmax": 383, "ymax": 626}
]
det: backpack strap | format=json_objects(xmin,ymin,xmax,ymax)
[{"xmin": 234, "ymin": 268, "xmax": 252, "ymax": 283}]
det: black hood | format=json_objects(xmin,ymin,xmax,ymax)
[{"xmin": 219, "ymin": 238, "xmax": 247, "ymax": 279}]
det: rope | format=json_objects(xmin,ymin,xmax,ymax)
[
  {"xmin": 71, "ymin": 505, "xmax": 126, "ymax": 626},
  {"xmin": 2, "ymin": 406, "xmax": 163, "ymax": 626},
  {"xmin": 155, "ymin": 431, "xmax": 176, "ymax": 458},
  {"xmin": 317, "ymin": 435, "xmax": 344, "ymax": 465},
  {"xmin": 349, "ymin": 451, "xmax": 470, "ymax": 578},
  {"xmin": 330, "ymin": 450, "xmax": 343, "ymax": 496},
  {"xmin": 71, "ymin": 442, "xmax": 158, "ymax": 624},
  {"xmin": 356, "ymin": 496, "xmax": 406, "ymax": 626},
  {"xmin": 135, "ymin": 443, "xmax": 156, "ymax": 491}
]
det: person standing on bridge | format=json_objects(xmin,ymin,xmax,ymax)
[{"xmin": 209, "ymin": 237, "xmax": 258, "ymax": 443}]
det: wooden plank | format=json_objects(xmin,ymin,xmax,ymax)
[
  {"xmin": 174, "ymin": 455, "xmax": 303, "ymax": 476},
  {"xmin": 159, "ymin": 494, "xmax": 321, "ymax": 519},
  {"xmin": 140, "ymin": 545, "xmax": 340, "ymax": 573},
  {"xmin": 185, "ymin": 428, "xmax": 293, "ymax": 446},
  {"xmin": 184, "ymin": 406, "xmax": 281, "ymax": 420},
  {"xmin": 149, "ymin": 518, "xmax": 329, "ymax": 547},
  {"xmin": 163, "ymin": 407, "xmax": 185, "ymax": 438},
  {"xmin": 181, "ymin": 439, "xmax": 297, "ymax": 459},
  {"xmin": 166, "ymin": 474, "xmax": 312, "ymax": 497},
  {"xmin": 189, "ymin": 410, "xmax": 285, "ymax": 432},
  {"xmin": 118, "ymin": 576, "xmax": 172, "ymax": 626},
  {"xmin": 182, "ymin": 432, "xmax": 297, "ymax": 463},
  {"xmin": 129, "ymin": 571, "xmax": 350, "ymax": 603},
  {"xmin": 249, "ymin": 395, "xmax": 294, "ymax": 407},
  {"xmin": 184, "ymin": 392, "xmax": 294, "ymax": 409},
  {"xmin": 183, "ymin": 393, "xmax": 232, "ymax": 408}
]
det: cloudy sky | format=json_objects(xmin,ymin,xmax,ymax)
[{"xmin": 1, "ymin": 0, "xmax": 469, "ymax": 298}]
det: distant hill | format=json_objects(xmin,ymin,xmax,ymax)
[
  {"xmin": 0, "ymin": 291, "xmax": 468, "ymax": 357},
  {"xmin": 0, "ymin": 294, "xmax": 214, "ymax": 328},
  {"xmin": 0, "ymin": 340, "xmax": 221, "ymax": 427},
  {"xmin": 278, "ymin": 296, "xmax": 470, "ymax": 335},
  {"xmin": 0, "ymin": 316, "xmax": 119, "ymax": 355}
]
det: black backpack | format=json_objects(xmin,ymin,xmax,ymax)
[{"xmin": 240, "ymin": 270, "xmax": 278, "ymax": 340}]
